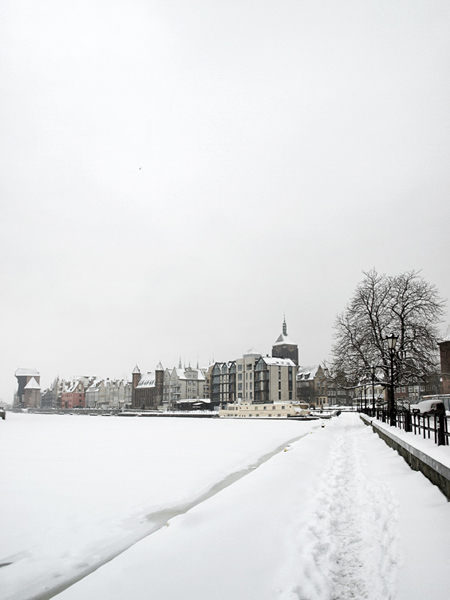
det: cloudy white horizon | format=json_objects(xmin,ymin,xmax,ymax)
[{"xmin": 1, "ymin": 0, "xmax": 450, "ymax": 402}]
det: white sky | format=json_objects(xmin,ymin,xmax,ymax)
[{"xmin": 1, "ymin": 0, "xmax": 450, "ymax": 401}]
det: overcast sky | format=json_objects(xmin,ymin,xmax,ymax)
[{"xmin": 1, "ymin": 0, "xmax": 450, "ymax": 401}]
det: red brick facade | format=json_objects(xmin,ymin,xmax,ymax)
[{"xmin": 439, "ymin": 341, "xmax": 450, "ymax": 394}]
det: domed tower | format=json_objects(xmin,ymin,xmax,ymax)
[
  {"xmin": 272, "ymin": 317, "xmax": 299, "ymax": 365},
  {"xmin": 155, "ymin": 362, "xmax": 164, "ymax": 407}
]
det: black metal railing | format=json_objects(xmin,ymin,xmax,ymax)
[{"xmin": 361, "ymin": 406, "xmax": 449, "ymax": 446}]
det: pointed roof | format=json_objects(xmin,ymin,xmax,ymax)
[
  {"xmin": 132, "ymin": 365, "xmax": 141, "ymax": 374},
  {"xmin": 273, "ymin": 317, "xmax": 297, "ymax": 346},
  {"xmin": 24, "ymin": 377, "xmax": 41, "ymax": 390},
  {"xmin": 156, "ymin": 361, "xmax": 164, "ymax": 371}
]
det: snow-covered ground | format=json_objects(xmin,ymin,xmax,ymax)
[
  {"xmin": 2, "ymin": 413, "xmax": 450, "ymax": 600},
  {"xmin": 0, "ymin": 413, "xmax": 319, "ymax": 600}
]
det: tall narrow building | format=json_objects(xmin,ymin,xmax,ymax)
[{"xmin": 271, "ymin": 317, "xmax": 299, "ymax": 365}]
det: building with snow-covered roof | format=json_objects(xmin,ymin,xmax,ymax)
[
  {"xmin": 163, "ymin": 364, "xmax": 209, "ymax": 409},
  {"xmin": 23, "ymin": 377, "xmax": 41, "ymax": 408},
  {"xmin": 296, "ymin": 365, "xmax": 355, "ymax": 407},
  {"xmin": 271, "ymin": 317, "xmax": 299, "ymax": 365},
  {"xmin": 14, "ymin": 368, "xmax": 41, "ymax": 408},
  {"xmin": 131, "ymin": 363, "xmax": 164, "ymax": 410},
  {"xmin": 296, "ymin": 365, "xmax": 327, "ymax": 407},
  {"xmin": 254, "ymin": 355, "xmax": 296, "ymax": 404},
  {"xmin": 85, "ymin": 378, "xmax": 131, "ymax": 410},
  {"xmin": 61, "ymin": 378, "xmax": 86, "ymax": 409}
]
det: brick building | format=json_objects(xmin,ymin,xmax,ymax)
[
  {"xmin": 14, "ymin": 368, "xmax": 41, "ymax": 409},
  {"xmin": 439, "ymin": 341, "xmax": 450, "ymax": 394},
  {"xmin": 132, "ymin": 363, "xmax": 164, "ymax": 410}
]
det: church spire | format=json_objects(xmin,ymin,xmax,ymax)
[{"xmin": 283, "ymin": 315, "xmax": 287, "ymax": 336}]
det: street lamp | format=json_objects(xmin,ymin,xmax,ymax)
[
  {"xmin": 371, "ymin": 365, "xmax": 376, "ymax": 416},
  {"xmin": 386, "ymin": 333, "xmax": 398, "ymax": 426}
]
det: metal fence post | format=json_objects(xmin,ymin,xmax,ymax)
[
  {"xmin": 404, "ymin": 409, "xmax": 411, "ymax": 433},
  {"xmin": 438, "ymin": 414, "xmax": 446, "ymax": 446}
]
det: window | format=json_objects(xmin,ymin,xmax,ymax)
[
  {"xmin": 238, "ymin": 374, "xmax": 242, "ymax": 381},
  {"xmin": 238, "ymin": 383, "xmax": 242, "ymax": 390},
  {"xmin": 238, "ymin": 365, "xmax": 243, "ymax": 371}
]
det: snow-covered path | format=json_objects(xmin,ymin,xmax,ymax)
[
  {"xmin": 53, "ymin": 413, "xmax": 450, "ymax": 600},
  {"xmin": 285, "ymin": 419, "xmax": 400, "ymax": 600}
]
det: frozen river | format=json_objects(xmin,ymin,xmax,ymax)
[{"xmin": 1, "ymin": 412, "xmax": 450, "ymax": 600}]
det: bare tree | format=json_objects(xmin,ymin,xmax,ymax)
[{"xmin": 327, "ymin": 270, "xmax": 446, "ymax": 389}]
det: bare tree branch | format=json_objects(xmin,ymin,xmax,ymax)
[{"xmin": 325, "ymin": 270, "xmax": 446, "ymax": 388}]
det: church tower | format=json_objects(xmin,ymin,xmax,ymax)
[
  {"xmin": 131, "ymin": 366, "xmax": 141, "ymax": 407},
  {"xmin": 271, "ymin": 317, "xmax": 299, "ymax": 365},
  {"xmin": 155, "ymin": 361, "xmax": 164, "ymax": 407}
]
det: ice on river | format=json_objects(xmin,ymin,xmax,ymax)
[{"xmin": 0, "ymin": 413, "xmax": 318, "ymax": 600}]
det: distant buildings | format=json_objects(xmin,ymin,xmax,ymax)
[
  {"xmin": 211, "ymin": 319, "xmax": 299, "ymax": 408},
  {"xmin": 296, "ymin": 365, "xmax": 355, "ymax": 407},
  {"xmin": 14, "ymin": 368, "xmax": 41, "ymax": 409},
  {"xmin": 131, "ymin": 363, "xmax": 164, "ymax": 410},
  {"xmin": 15, "ymin": 316, "xmax": 373, "ymax": 412},
  {"xmin": 271, "ymin": 317, "xmax": 299, "ymax": 365},
  {"xmin": 163, "ymin": 363, "xmax": 210, "ymax": 409},
  {"xmin": 61, "ymin": 379, "xmax": 86, "ymax": 409},
  {"xmin": 31, "ymin": 375, "xmax": 132, "ymax": 411},
  {"xmin": 85, "ymin": 378, "xmax": 131, "ymax": 410},
  {"xmin": 254, "ymin": 356, "xmax": 296, "ymax": 403}
]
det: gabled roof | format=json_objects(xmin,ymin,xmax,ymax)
[
  {"xmin": 132, "ymin": 365, "xmax": 141, "ymax": 374},
  {"xmin": 65, "ymin": 380, "xmax": 84, "ymax": 393},
  {"xmin": 170, "ymin": 367, "xmax": 206, "ymax": 381},
  {"xmin": 86, "ymin": 379, "xmax": 104, "ymax": 391},
  {"xmin": 296, "ymin": 365, "xmax": 321, "ymax": 381},
  {"xmin": 136, "ymin": 373, "xmax": 156, "ymax": 388},
  {"xmin": 24, "ymin": 377, "xmax": 41, "ymax": 390}
]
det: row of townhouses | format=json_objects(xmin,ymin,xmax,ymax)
[{"xmin": 13, "ymin": 322, "xmax": 450, "ymax": 411}]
